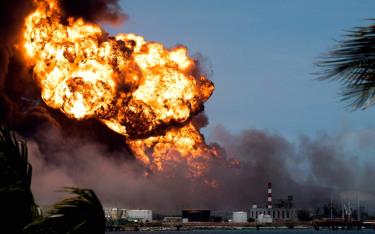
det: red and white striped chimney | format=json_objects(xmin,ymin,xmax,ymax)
[{"xmin": 267, "ymin": 182, "xmax": 272, "ymax": 209}]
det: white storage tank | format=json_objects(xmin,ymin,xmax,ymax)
[
  {"xmin": 126, "ymin": 210, "xmax": 152, "ymax": 222},
  {"xmin": 232, "ymin": 211, "xmax": 248, "ymax": 223},
  {"xmin": 257, "ymin": 214, "xmax": 272, "ymax": 224}
]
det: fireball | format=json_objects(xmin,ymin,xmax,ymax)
[{"xmin": 22, "ymin": 0, "xmax": 217, "ymax": 176}]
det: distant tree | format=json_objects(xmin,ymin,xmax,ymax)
[
  {"xmin": 297, "ymin": 209, "xmax": 312, "ymax": 221},
  {"xmin": 322, "ymin": 202, "xmax": 340, "ymax": 218},
  {"xmin": 247, "ymin": 217, "xmax": 255, "ymax": 222},
  {"xmin": 318, "ymin": 20, "xmax": 375, "ymax": 109},
  {"xmin": 313, "ymin": 207, "xmax": 322, "ymax": 218}
]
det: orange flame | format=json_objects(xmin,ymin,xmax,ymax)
[{"xmin": 22, "ymin": 0, "xmax": 217, "ymax": 176}]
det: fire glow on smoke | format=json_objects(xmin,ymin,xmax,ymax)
[{"xmin": 22, "ymin": 0, "xmax": 218, "ymax": 177}]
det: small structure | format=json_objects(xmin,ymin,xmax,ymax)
[
  {"xmin": 111, "ymin": 208, "xmax": 125, "ymax": 220},
  {"xmin": 232, "ymin": 211, "xmax": 248, "ymax": 223},
  {"xmin": 127, "ymin": 209, "xmax": 152, "ymax": 222},
  {"xmin": 249, "ymin": 207, "xmax": 297, "ymax": 221},
  {"xmin": 257, "ymin": 214, "xmax": 272, "ymax": 224},
  {"xmin": 182, "ymin": 209, "xmax": 210, "ymax": 222},
  {"xmin": 104, "ymin": 207, "xmax": 126, "ymax": 220},
  {"xmin": 163, "ymin": 217, "xmax": 182, "ymax": 223}
]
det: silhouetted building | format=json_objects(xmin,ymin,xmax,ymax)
[
  {"xmin": 274, "ymin": 195, "xmax": 293, "ymax": 208},
  {"xmin": 182, "ymin": 209, "xmax": 210, "ymax": 222}
]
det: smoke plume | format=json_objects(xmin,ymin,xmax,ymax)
[
  {"xmin": 60, "ymin": 0, "xmax": 128, "ymax": 25},
  {"xmin": 26, "ymin": 121, "xmax": 375, "ymax": 212},
  {"xmin": 0, "ymin": 0, "xmax": 132, "ymax": 150}
]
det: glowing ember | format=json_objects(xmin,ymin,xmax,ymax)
[{"xmin": 22, "ymin": 0, "xmax": 216, "ymax": 176}]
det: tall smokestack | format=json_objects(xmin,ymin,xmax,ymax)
[{"xmin": 267, "ymin": 182, "xmax": 272, "ymax": 209}]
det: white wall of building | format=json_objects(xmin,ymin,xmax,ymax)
[
  {"xmin": 127, "ymin": 209, "xmax": 152, "ymax": 222},
  {"xmin": 249, "ymin": 208, "xmax": 297, "ymax": 221},
  {"xmin": 232, "ymin": 211, "xmax": 248, "ymax": 223},
  {"xmin": 257, "ymin": 214, "xmax": 272, "ymax": 224}
]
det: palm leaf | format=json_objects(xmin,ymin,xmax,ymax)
[
  {"xmin": 318, "ymin": 20, "xmax": 375, "ymax": 109},
  {"xmin": 25, "ymin": 187, "xmax": 105, "ymax": 234},
  {"xmin": 0, "ymin": 127, "xmax": 40, "ymax": 234}
]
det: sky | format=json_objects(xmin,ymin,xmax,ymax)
[{"xmin": 106, "ymin": 0, "xmax": 375, "ymax": 141}]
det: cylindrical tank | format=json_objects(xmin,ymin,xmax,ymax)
[
  {"xmin": 232, "ymin": 211, "xmax": 248, "ymax": 223},
  {"xmin": 257, "ymin": 214, "xmax": 273, "ymax": 224}
]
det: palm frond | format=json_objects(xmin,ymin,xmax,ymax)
[
  {"xmin": 0, "ymin": 127, "xmax": 39, "ymax": 234},
  {"xmin": 25, "ymin": 187, "xmax": 105, "ymax": 234},
  {"xmin": 318, "ymin": 20, "xmax": 375, "ymax": 109}
]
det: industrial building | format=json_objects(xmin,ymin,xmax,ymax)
[
  {"xmin": 257, "ymin": 214, "xmax": 273, "ymax": 224},
  {"xmin": 163, "ymin": 217, "xmax": 182, "ymax": 223},
  {"xmin": 249, "ymin": 182, "xmax": 297, "ymax": 222},
  {"xmin": 182, "ymin": 209, "xmax": 211, "ymax": 222},
  {"xmin": 127, "ymin": 210, "xmax": 152, "ymax": 222},
  {"xmin": 104, "ymin": 208, "xmax": 152, "ymax": 222},
  {"xmin": 232, "ymin": 211, "xmax": 248, "ymax": 223},
  {"xmin": 249, "ymin": 207, "xmax": 297, "ymax": 221},
  {"xmin": 104, "ymin": 207, "xmax": 127, "ymax": 220}
]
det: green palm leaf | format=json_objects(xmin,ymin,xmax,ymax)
[{"xmin": 318, "ymin": 20, "xmax": 375, "ymax": 109}]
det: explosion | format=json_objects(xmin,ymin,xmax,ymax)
[{"xmin": 22, "ymin": 0, "xmax": 217, "ymax": 176}]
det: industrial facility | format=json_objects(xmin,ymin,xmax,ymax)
[
  {"xmin": 182, "ymin": 209, "xmax": 211, "ymax": 222},
  {"xmin": 249, "ymin": 182, "xmax": 297, "ymax": 222},
  {"xmin": 103, "ymin": 183, "xmax": 372, "ymax": 232},
  {"xmin": 104, "ymin": 208, "xmax": 152, "ymax": 223},
  {"xmin": 232, "ymin": 211, "xmax": 248, "ymax": 223}
]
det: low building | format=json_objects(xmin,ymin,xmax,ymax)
[
  {"xmin": 127, "ymin": 209, "xmax": 152, "ymax": 222},
  {"xmin": 104, "ymin": 208, "xmax": 152, "ymax": 222},
  {"xmin": 232, "ymin": 211, "xmax": 248, "ymax": 223},
  {"xmin": 249, "ymin": 207, "xmax": 297, "ymax": 221},
  {"xmin": 182, "ymin": 209, "xmax": 210, "ymax": 222},
  {"xmin": 257, "ymin": 214, "xmax": 272, "ymax": 224},
  {"xmin": 104, "ymin": 207, "xmax": 126, "ymax": 220},
  {"xmin": 163, "ymin": 217, "xmax": 182, "ymax": 223}
]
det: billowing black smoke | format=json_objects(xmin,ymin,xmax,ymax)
[
  {"xmin": 27, "ymin": 120, "xmax": 375, "ymax": 212},
  {"xmin": 208, "ymin": 126, "xmax": 375, "ymax": 209},
  {"xmin": 60, "ymin": 0, "xmax": 128, "ymax": 25},
  {"xmin": 0, "ymin": 0, "xmax": 131, "ymax": 155},
  {"xmin": 0, "ymin": 0, "xmax": 33, "ymax": 87},
  {"xmin": 0, "ymin": 0, "xmax": 36, "ymax": 127}
]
